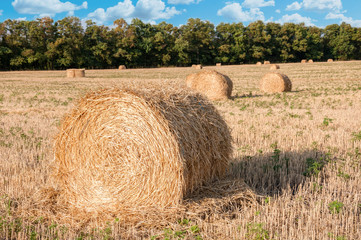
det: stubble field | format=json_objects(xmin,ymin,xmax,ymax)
[{"xmin": 0, "ymin": 61, "xmax": 360, "ymax": 239}]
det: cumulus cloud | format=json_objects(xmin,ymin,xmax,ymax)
[
  {"xmin": 87, "ymin": 0, "xmax": 181, "ymax": 25},
  {"xmin": 275, "ymin": 9, "xmax": 281, "ymax": 13},
  {"xmin": 217, "ymin": 3, "xmax": 265, "ymax": 22},
  {"xmin": 286, "ymin": 2, "xmax": 302, "ymax": 11},
  {"xmin": 326, "ymin": 12, "xmax": 361, "ymax": 27},
  {"xmin": 277, "ymin": 13, "xmax": 315, "ymax": 26},
  {"xmin": 0, "ymin": 10, "xmax": 3, "ymax": 16},
  {"xmin": 242, "ymin": 0, "xmax": 275, "ymax": 8},
  {"xmin": 286, "ymin": 0, "xmax": 342, "ymax": 12},
  {"xmin": 11, "ymin": 0, "xmax": 87, "ymax": 17},
  {"xmin": 167, "ymin": 0, "xmax": 201, "ymax": 4}
]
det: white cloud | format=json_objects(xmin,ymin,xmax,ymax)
[
  {"xmin": 15, "ymin": 17, "xmax": 27, "ymax": 21},
  {"xmin": 277, "ymin": 13, "xmax": 315, "ymax": 26},
  {"xmin": 242, "ymin": 0, "xmax": 275, "ymax": 8},
  {"xmin": 87, "ymin": 0, "xmax": 181, "ymax": 25},
  {"xmin": 217, "ymin": 3, "xmax": 265, "ymax": 22},
  {"xmin": 286, "ymin": 0, "xmax": 342, "ymax": 12},
  {"xmin": 326, "ymin": 12, "xmax": 361, "ymax": 27},
  {"xmin": 12, "ymin": 0, "xmax": 87, "ymax": 17},
  {"xmin": 275, "ymin": 9, "xmax": 281, "ymax": 13},
  {"xmin": 286, "ymin": 2, "xmax": 302, "ymax": 11},
  {"xmin": 0, "ymin": 10, "xmax": 3, "ymax": 16},
  {"xmin": 302, "ymin": 0, "xmax": 341, "ymax": 11},
  {"xmin": 167, "ymin": 0, "xmax": 201, "ymax": 4}
]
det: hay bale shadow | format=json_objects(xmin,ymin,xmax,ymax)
[{"xmin": 231, "ymin": 149, "xmax": 332, "ymax": 197}]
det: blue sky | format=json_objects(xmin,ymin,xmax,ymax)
[{"xmin": 1, "ymin": 0, "xmax": 360, "ymax": 28}]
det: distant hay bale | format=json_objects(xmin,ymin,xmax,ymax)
[
  {"xmin": 308, "ymin": 59, "xmax": 313, "ymax": 63},
  {"xmin": 66, "ymin": 69, "xmax": 85, "ymax": 78},
  {"xmin": 260, "ymin": 72, "xmax": 292, "ymax": 93},
  {"xmin": 54, "ymin": 87, "xmax": 232, "ymax": 214},
  {"xmin": 269, "ymin": 64, "xmax": 280, "ymax": 70},
  {"xmin": 327, "ymin": 59, "xmax": 333, "ymax": 63},
  {"xmin": 186, "ymin": 70, "xmax": 233, "ymax": 100},
  {"xmin": 118, "ymin": 65, "xmax": 126, "ymax": 70},
  {"xmin": 301, "ymin": 59, "xmax": 307, "ymax": 63},
  {"xmin": 264, "ymin": 61, "xmax": 270, "ymax": 65},
  {"xmin": 191, "ymin": 64, "xmax": 196, "ymax": 68},
  {"xmin": 216, "ymin": 63, "xmax": 222, "ymax": 67},
  {"xmin": 256, "ymin": 62, "xmax": 262, "ymax": 66},
  {"xmin": 195, "ymin": 64, "xmax": 203, "ymax": 69}
]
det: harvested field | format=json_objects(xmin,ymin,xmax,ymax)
[{"xmin": 0, "ymin": 61, "xmax": 361, "ymax": 239}]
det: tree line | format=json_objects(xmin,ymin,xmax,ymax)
[{"xmin": 0, "ymin": 16, "xmax": 361, "ymax": 70}]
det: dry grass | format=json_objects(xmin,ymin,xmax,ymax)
[{"xmin": 0, "ymin": 61, "xmax": 361, "ymax": 239}]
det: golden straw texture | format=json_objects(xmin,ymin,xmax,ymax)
[
  {"xmin": 259, "ymin": 72, "xmax": 292, "ymax": 93},
  {"xmin": 185, "ymin": 70, "xmax": 233, "ymax": 100},
  {"xmin": 54, "ymin": 87, "xmax": 232, "ymax": 214}
]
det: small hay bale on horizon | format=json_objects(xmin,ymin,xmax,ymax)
[
  {"xmin": 216, "ymin": 63, "xmax": 222, "ymax": 67},
  {"xmin": 256, "ymin": 62, "xmax": 262, "ymax": 66},
  {"xmin": 301, "ymin": 59, "xmax": 307, "ymax": 63},
  {"xmin": 264, "ymin": 61, "xmax": 270, "ymax": 65},
  {"xmin": 308, "ymin": 59, "xmax": 314, "ymax": 63},
  {"xmin": 186, "ymin": 70, "xmax": 233, "ymax": 100},
  {"xmin": 327, "ymin": 59, "xmax": 334, "ymax": 62},
  {"xmin": 66, "ymin": 69, "xmax": 85, "ymax": 78},
  {"xmin": 269, "ymin": 64, "xmax": 280, "ymax": 70},
  {"xmin": 260, "ymin": 72, "xmax": 292, "ymax": 93},
  {"xmin": 53, "ymin": 87, "xmax": 232, "ymax": 215},
  {"xmin": 195, "ymin": 64, "xmax": 203, "ymax": 69},
  {"xmin": 119, "ymin": 65, "xmax": 126, "ymax": 70}
]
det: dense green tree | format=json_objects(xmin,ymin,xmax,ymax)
[
  {"xmin": 0, "ymin": 17, "xmax": 360, "ymax": 70},
  {"xmin": 179, "ymin": 18, "xmax": 216, "ymax": 65}
]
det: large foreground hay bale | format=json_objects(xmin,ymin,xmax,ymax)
[
  {"xmin": 118, "ymin": 65, "xmax": 126, "ymax": 70},
  {"xmin": 260, "ymin": 72, "xmax": 292, "ymax": 93},
  {"xmin": 269, "ymin": 64, "xmax": 280, "ymax": 70},
  {"xmin": 256, "ymin": 62, "xmax": 262, "ymax": 66},
  {"xmin": 54, "ymin": 87, "xmax": 232, "ymax": 213},
  {"xmin": 301, "ymin": 59, "xmax": 307, "ymax": 63},
  {"xmin": 66, "ymin": 69, "xmax": 85, "ymax": 78},
  {"xmin": 264, "ymin": 61, "xmax": 270, "ymax": 65},
  {"xmin": 186, "ymin": 70, "xmax": 233, "ymax": 100},
  {"xmin": 327, "ymin": 59, "xmax": 334, "ymax": 63}
]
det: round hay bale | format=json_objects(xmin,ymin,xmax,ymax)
[
  {"xmin": 191, "ymin": 64, "xmax": 196, "ymax": 68},
  {"xmin": 216, "ymin": 63, "xmax": 222, "ymax": 67},
  {"xmin": 54, "ymin": 88, "xmax": 232, "ymax": 213},
  {"xmin": 308, "ymin": 59, "xmax": 313, "ymax": 63},
  {"xmin": 119, "ymin": 65, "xmax": 126, "ymax": 70},
  {"xmin": 269, "ymin": 64, "xmax": 280, "ymax": 70},
  {"xmin": 301, "ymin": 59, "xmax": 307, "ymax": 63},
  {"xmin": 260, "ymin": 72, "xmax": 292, "ymax": 93},
  {"xmin": 195, "ymin": 64, "xmax": 202, "ymax": 69},
  {"xmin": 264, "ymin": 61, "xmax": 270, "ymax": 65},
  {"xmin": 327, "ymin": 59, "xmax": 333, "ymax": 63},
  {"xmin": 67, "ymin": 69, "xmax": 85, "ymax": 78},
  {"xmin": 256, "ymin": 62, "xmax": 262, "ymax": 66},
  {"xmin": 185, "ymin": 70, "xmax": 233, "ymax": 100}
]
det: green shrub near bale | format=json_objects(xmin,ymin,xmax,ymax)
[{"xmin": 53, "ymin": 87, "xmax": 232, "ymax": 214}]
